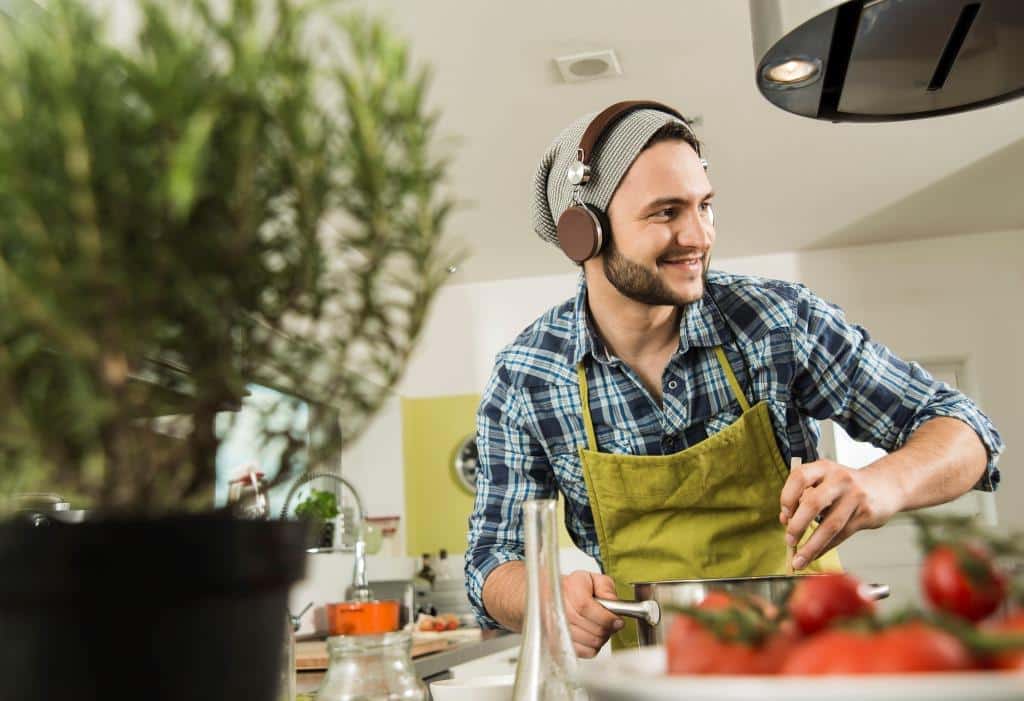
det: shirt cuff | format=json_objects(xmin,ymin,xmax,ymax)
[{"xmin": 896, "ymin": 408, "xmax": 1003, "ymax": 492}]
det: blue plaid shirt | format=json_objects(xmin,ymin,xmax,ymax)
[{"xmin": 465, "ymin": 271, "xmax": 1003, "ymax": 629}]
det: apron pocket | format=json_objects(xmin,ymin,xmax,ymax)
[{"xmin": 604, "ymin": 456, "xmax": 706, "ymax": 501}]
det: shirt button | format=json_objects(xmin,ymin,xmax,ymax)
[{"xmin": 667, "ymin": 380, "xmax": 678, "ymax": 390}]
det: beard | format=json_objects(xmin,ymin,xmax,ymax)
[{"xmin": 602, "ymin": 234, "xmax": 707, "ymax": 307}]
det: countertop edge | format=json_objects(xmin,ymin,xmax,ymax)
[{"xmin": 414, "ymin": 631, "xmax": 521, "ymax": 680}]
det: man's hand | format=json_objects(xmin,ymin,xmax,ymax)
[
  {"xmin": 561, "ymin": 570, "xmax": 623, "ymax": 658},
  {"xmin": 779, "ymin": 458, "xmax": 903, "ymax": 570}
]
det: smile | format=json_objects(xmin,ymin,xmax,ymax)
[{"xmin": 659, "ymin": 256, "xmax": 703, "ymax": 269}]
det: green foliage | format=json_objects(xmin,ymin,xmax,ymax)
[
  {"xmin": 293, "ymin": 488, "xmax": 338, "ymax": 521},
  {"xmin": 0, "ymin": 0, "xmax": 461, "ymax": 512}
]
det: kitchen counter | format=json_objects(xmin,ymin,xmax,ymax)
[
  {"xmin": 295, "ymin": 629, "xmax": 520, "ymax": 694},
  {"xmin": 415, "ymin": 629, "xmax": 520, "ymax": 682}
]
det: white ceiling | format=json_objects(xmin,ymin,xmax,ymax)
[{"xmin": 364, "ymin": 0, "xmax": 1024, "ymax": 283}]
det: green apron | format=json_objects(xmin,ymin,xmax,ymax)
[{"xmin": 577, "ymin": 346, "xmax": 842, "ymax": 649}]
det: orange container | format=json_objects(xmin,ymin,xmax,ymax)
[{"xmin": 326, "ymin": 600, "xmax": 400, "ymax": 636}]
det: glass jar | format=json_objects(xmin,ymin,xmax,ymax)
[
  {"xmin": 227, "ymin": 470, "xmax": 269, "ymax": 519},
  {"xmin": 315, "ymin": 631, "xmax": 427, "ymax": 701}
]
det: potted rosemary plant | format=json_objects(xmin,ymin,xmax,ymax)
[{"xmin": 0, "ymin": 0, "xmax": 458, "ymax": 698}]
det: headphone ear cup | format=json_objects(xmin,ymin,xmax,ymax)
[{"xmin": 556, "ymin": 204, "xmax": 609, "ymax": 263}]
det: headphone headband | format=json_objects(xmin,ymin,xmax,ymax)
[{"xmin": 567, "ymin": 100, "xmax": 700, "ymax": 186}]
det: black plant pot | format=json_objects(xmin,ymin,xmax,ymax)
[{"xmin": 0, "ymin": 515, "xmax": 308, "ymax": 701}]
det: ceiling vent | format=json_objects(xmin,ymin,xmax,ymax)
[{"xmin": 555, "ymin": 50, "xmax": 623, "ymax": 83}]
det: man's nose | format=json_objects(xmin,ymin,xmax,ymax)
[{"xmin": 674, "ymin": 206, "xmax": 714, "ymax": 248}]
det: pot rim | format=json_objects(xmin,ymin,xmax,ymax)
[{"xmin": 630, "ymin": 573, "xmax": 820, "ymax": 586}]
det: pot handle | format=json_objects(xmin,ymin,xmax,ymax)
[
  {"xmin": 864, "ymin": 582, "xmax": 890, "ymax": 601},
  {"xmin": 594, "ymin": 598, "xmax": 661, "ymax": 626}
]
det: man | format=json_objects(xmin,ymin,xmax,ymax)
[{"xmin": 465, "ymin": 101, "xmax": 1003, "ymax": 657}]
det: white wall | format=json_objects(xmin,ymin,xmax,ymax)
[
  {"xmin": 396, "ymin": 271, "xmax": 581, "ymax": 397},
  {"xmin": 341, "ymin": 230, "xmax": 1023, "ymax": 558}
]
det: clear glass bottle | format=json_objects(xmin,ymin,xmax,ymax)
[
  {"xmin": 513, "ymin": 499, "xmax": 587, "ymax": 701},
  {"xmin": 315, "ymin": 631, "xmax": 427, "ymax": 701}
]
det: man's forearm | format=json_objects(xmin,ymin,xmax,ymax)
[
  {"xmin": 481, "ymin": 561, "xmax": 527, "ymax": 632},
  {"xmin": 869, "ymin": 416, "xmax": 988, "ymax": 512}
]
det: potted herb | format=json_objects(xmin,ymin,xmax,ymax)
[
  {"xmin": 0, "ymin": 0, "xmax": 459, "ymax": 699},
  {"xmin": 295, "ymin": 488, "xmax": 340, "ymax": 548}
]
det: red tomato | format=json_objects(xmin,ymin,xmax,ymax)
[
  {"xmin": 780, "ymin": 629, "xmax": 876, "ymax": 675},
  {"xmin": 666, "ymin": 601, "xmax": 801, "ymax": 676},
  {"xmin": 983, "ymin": 612, "xmax": 1024, "ymax": 671},
  {"xmin": 666, "ymin": 612, "xmax": 763, "ymax": 675},
  {"xmin": 781, "ymin": 623, "xmax": 974, "ymax": 675},
  {"xmin": 787, "ymin": 573, "xmax": 875, "ymax": 634},
  {"xmin": 871, "ymin": 622, "xmax": 974, "ymax": 673},
  {"xmin": 751, "ymin": 621, "xmax": 804, "ymax": 675},
  {"xmin": 922, "ymin": 543, "xmax": 1008, "ymax": 622}
]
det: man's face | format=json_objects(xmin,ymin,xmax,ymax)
[{"xmin": 599, "ymin": 139, "xmax": 715, "ymax": 306}]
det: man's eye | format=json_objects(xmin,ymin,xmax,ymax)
[
  {"xmin": 652, "ymin": 208, "xmax": 676, "ymax": 219},
  {"xmin": 700, "ymin": 201, "xmax": 713, "ymax": 211}
]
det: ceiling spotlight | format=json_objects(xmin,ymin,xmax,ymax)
[{"xmin": 763, "ymin": 57, "xmax": 821, "ymax": 87}]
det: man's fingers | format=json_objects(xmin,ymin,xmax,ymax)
[
  {"xmin": 780, "ymin": 460, "xmax": 825, "ymax": 522},
  {"xmin": 577, "ymin": 595, "xmax": 623, "ymax": 633},
  {"xmin": 569, "ymin": 622, "xmax": 607, "ymax": 653},
  {"xmin": 786, "ymin": 474, "xmax": 846, "ymax": 542},
  {"xmin": 562, "ymin": 571, "xmax": 621, "ymax": 642},
  {"xmin": 574, "ymin": 641, "xmax": 600, "ymax": 659},
  {"xmin": 592, "ymin": 573, "xmax": 618, "ymax": 600},
  {"xmin": 791, "ymin": 496, "xmax": 857, "ymax": 569},
  {"xmin": 576, "ymin": 604, "xmax": 622, "ymax": 639},
  {"xmin": 564, "ymin": 603, "xmax": 608, "ymax": 639}
]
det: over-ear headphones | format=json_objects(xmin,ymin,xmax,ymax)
[{"xmin": 555, "ymin": 100, "xmax": 709, "ymax": 264}]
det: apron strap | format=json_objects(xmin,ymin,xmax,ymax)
[
  {"xmin": 576, "ymin": 362, "xmax": 599, "ymax": 451},
  {"xmin": 713, "ymin": 346, "xmax": 751, "ymax": 412}
]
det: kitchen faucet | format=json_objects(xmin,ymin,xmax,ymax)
[{"xmin": 280, "ymin": 470, "xmax": 373, "ymax": 601}]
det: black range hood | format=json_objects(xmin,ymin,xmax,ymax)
[{"xmin": 749, "ymin": 0, "xmax": 1024, "ymax": 122}]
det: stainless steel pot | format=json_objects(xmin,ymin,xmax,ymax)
[{"xmin": 596, "ymin": 574, "xmax": 889, "ymax": 646}]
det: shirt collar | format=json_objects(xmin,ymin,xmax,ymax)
[
  {"xmin": 571, "ymin": 273, "xmax": 606, "ymax": 366},
  {"xmin": 570, "ymin": 273, "xmax": 728, "ymax": 366},
  {"xmin": 679, "ymin": 290, "xmax": 728, "ymax": 352}
]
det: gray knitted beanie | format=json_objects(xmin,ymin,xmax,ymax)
[{"xmin": 531, "ymin": 107, "xmax": 697, "ymax": 247}]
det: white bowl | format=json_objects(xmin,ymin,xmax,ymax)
[
  {"xmin": 581, "ymin": 646, "xmax": 1024, "ymax": 701},
  {"xmin": 429, "ymin": 674, "xmax": 514, "ymax": 701}
]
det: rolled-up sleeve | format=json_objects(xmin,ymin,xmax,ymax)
[
  {"xmin": 790, "ymin": 287, "xmax": 1003, "ymax": 490},
  {"xmin": 465, "ymin": 357, "xmax": 557, "ymax": 629}
]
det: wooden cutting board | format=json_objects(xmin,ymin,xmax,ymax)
[{"xmin": 295, "ymin": 637, "xmax": 454, "ymax": 670}]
